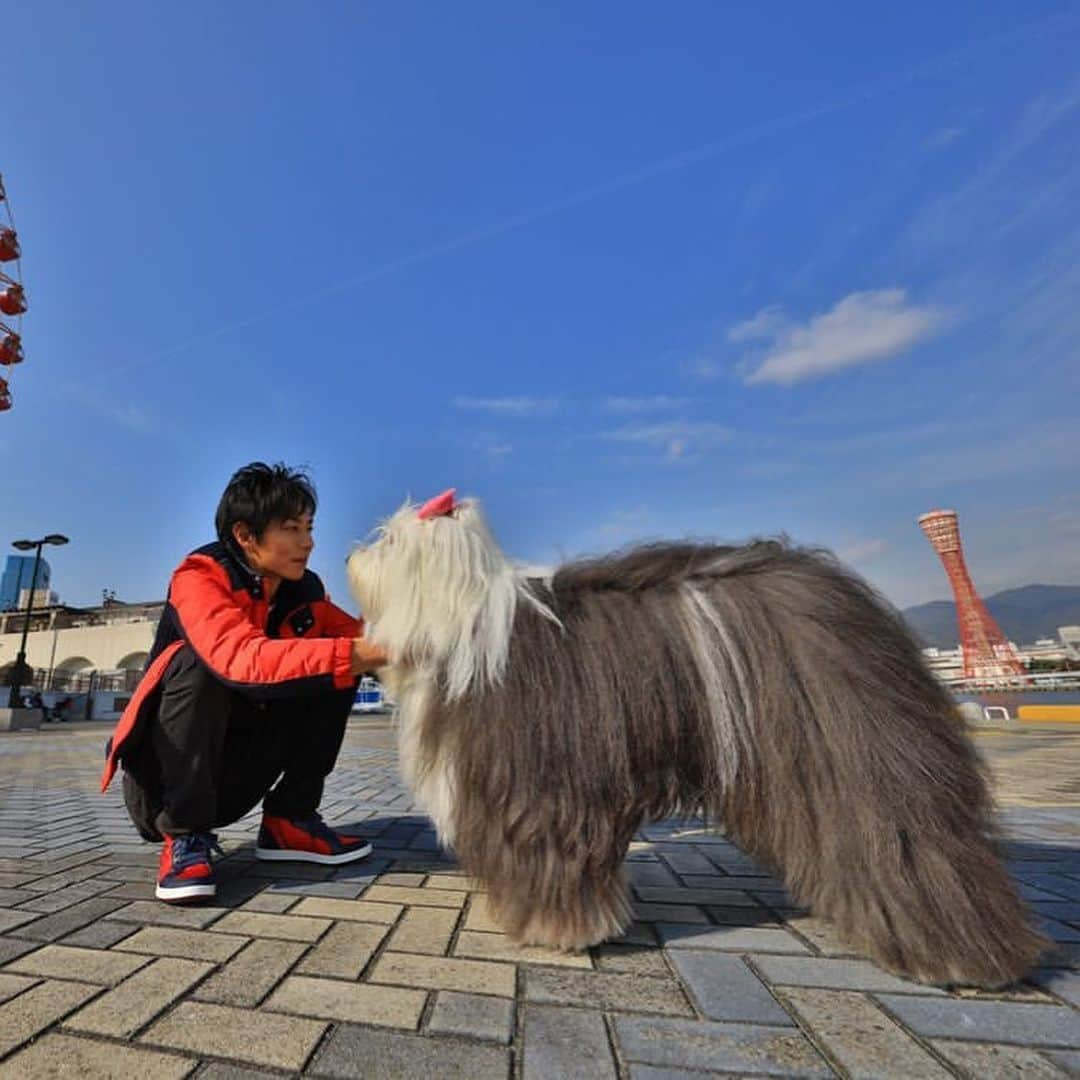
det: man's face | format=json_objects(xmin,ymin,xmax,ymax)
[{"xmin": 234, "ymin": 512, "xmax": 315, "ymax": 582}]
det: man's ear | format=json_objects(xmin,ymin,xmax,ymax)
[{"xmin": 231, "ymin": 522, "xmax": 255, "ymax": 550}]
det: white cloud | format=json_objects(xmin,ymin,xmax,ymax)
[
  {"xmin": 603, "ymin": 395, "xmax": 691, "ymax": 413},
  {"xmin": 922, "ymin": 126, "xmax": 965, "ymax": 151},
  {"xmin": 679, "ymin": 355, "xmax": 722, "ymax": 382},
  {"xmin": 739, "ymin": 288, "xmax": 948, "ymax": 386},
  {"xmin": 452, "ymin": 395, "xmax": 558, "ymax": 415},
  {"xmin": 601, "ymin": 420, "xmax": 733, "ymax": 464},
  {"xmin": 602, "ymin": 421, "xmax": 733, "ymax": 446},
  {"xmin": 836, "ymin": 538, "xmax": 889, "ymax": 564},
  {"xmin": 726, "ymin": 305, "xmax": 787, "ymax": 343},
  {"xmin": 587, "ymin": 505, "xmax": 654, "ymax": 542},
  {"xmin": 62, "ymin": 381, "xmax": 157, "ymax": 434}
]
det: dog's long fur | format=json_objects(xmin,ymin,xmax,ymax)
[{"xmin": 348, "ymin": 498, "xmax": 1047, "ymax": 986}]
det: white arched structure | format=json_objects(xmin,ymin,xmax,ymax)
[
  {"xmin": 0, "ymin": 619, "xmax": 158, "ymax": 677},
  {"xmin": 54, "ymin": 656, "xmax": 95, "ymax": 674}
]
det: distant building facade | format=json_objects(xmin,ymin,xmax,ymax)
[
  {"xmin": 0, "ymin": 555, "xmax": 51, "ymax": 611},
  {"xmin": 922, "ymin": 626, "xmax": 1080, "ymax": 682},
  {"xmin": 0, "ymin": 598, "xmax": 162, "ymax": 691}
]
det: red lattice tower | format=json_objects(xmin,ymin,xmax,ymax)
[{"xmin": 918, "ymin": 509, "xmax": 1025, "ymax": 681}]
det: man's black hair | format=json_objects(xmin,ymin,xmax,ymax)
[{"xmin": 215, "ymin": 462, "xmax": 317, "ymax": 543}]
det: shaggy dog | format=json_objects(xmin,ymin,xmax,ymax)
[{"xmin": 347, "ymin": 489, "xmax": 1046, "ymax": 987}]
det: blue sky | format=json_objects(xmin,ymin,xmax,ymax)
[{"xmin": 3, "ymin": 2, "xmax": 1078, "ymax": 612}]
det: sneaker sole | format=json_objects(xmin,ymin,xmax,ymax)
[
  {"xmin": 254, "ymin": 842, "xmax": 373, "ymax": 865},
  {"xmin": 155, "ymin": 881, "xmax": 216, "ymax": 902}
]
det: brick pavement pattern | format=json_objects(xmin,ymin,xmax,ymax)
[{"xmin": 0, "ymin": 719, "xmax": 1075, "ymax": 1077}]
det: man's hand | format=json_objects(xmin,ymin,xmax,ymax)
[{"xmin": 351, "ymin": 636, "xmax": 389, "ymax": 675}]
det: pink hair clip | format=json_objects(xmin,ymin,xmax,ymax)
[{"xmin": 417, "ymin": 488, "xmax": 458, "ymax": 520}]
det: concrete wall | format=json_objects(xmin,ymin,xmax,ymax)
[{"xmin": 0, "ymin": 619, "xmax": 155, "ymax": 674}]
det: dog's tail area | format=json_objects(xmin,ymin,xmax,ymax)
[{"xmin": 692, "ymin": 542, "xmax": 1047, "ymax": 987}]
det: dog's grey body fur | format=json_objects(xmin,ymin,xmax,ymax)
[{"xmin": 353, "ymin": 515, "xmax": 1046, "ymax": 987}]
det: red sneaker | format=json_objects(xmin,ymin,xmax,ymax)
[
  {"xmin": 156, "ymin": 832, "xmax": 221, "ymax": 902},
  {"xmin": 255, "ymin": 813, "xmax": 372, "ymax": 865}
]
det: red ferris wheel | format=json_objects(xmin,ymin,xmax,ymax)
[{"xmin": 0, "ymin": 172, "xmax": 27, "ymax": 412}]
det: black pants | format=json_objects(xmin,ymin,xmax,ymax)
[{"xmin": 122, "ymin": 645, "xmax": 356, "ymax": 841}]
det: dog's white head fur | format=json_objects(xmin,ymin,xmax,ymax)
[{"xmin": 347, "ymin": 495, "xmax": 543, "ymax": 700}]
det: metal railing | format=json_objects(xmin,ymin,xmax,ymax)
[{"xmin": 15, "ymin": 666, "xmax": 141, "ymax": 693}]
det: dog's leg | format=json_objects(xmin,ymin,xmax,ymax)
[
  {"xmin": 709, "ymin": 561, "xmax": 1048, "ymax": 988},
  {"xmin": 468, "ymin": 827, "xmax": 633, "ymax": 952}
]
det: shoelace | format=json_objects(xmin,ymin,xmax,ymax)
[
  {"xmin": 172, "ymin": 831, "xmax": 223, "ymax": 867},
  {"xmin": 294, "ymin": 814, "xmax": 339, "ymax": 843}
]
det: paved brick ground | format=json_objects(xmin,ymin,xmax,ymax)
[{"xmin": 0, "ymin": 718, "xmax": 1075, "ymax": 1077}]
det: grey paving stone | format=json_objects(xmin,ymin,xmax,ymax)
[
  {"xmin": 140, "ymin": 999, "xmax": 327, "ymax": 1071},
  {"xmin": 662, "ymin": 848, "xmax": 724, "ymax": 875},
  {"xmin": 667, "ymin": 950, "xmax": 794, "ymax": 1025},
  {"xmin": 631, "ymin": 901, "xmax": 711, "ymax": 924},
  {"xmin": 659, "ymin": 924, "xmax": 811, "ymax": 954},
  {"xmin": 6, "ymin": 943, "xmax": 152, "ymax": 985},
  {"xmin": 15, "ymin": 878, "xmax": 121, "ymax": 913},
  {"xmin": 628, "ymin": 862, "xmax": 682, "ymax": 889},
  {"xmin": 88, "ymin": 863, "xmax": 155, "ymax": 882},
  {"xmin": 1031, "ymin": 901, "xmax": 1080, "ymax": 926},
  {"xmin": 59, "ymin": 919, "xmax": 140, "ymax": 949},
  {"xmin": 1046, "ymin": 1050, "xmax": 1080, "ymax": 1073},
  {"xmin": 614, "ymin": 1015, "xmax": 832, "ymax": 1076},
  {"xmin": 877, "ymin": 993, "xmax": 1080, "ymax": 1048},
  {"xmin": 310, "ymin": 1024, "xmax": 510, "ymax": 1078},
  {"xmin": 0, "ymin": 973, "xmax": 36, "ymax": 1006},
  {"xmin": 626, "ymin": 1068, "xmax": 731, "ymax": 1079},
  {"xmin": 1042, "ymin": 915, "xmax": 1080, "ymax": 944},
  {"xmin": 20, "ymin": 863, "xmax": 109, "ymax": 890},
  {"xmin": 611, "ymin": 921, "xmax": 659, "ymax": 947},
  {"xmin": 706, "ymin": 903, "xmax": 781, "ymax": 925},
  {"xmin": 262, "ymin": 879, "xmax": 366, "ymax": 898},
  {"xmin": 0, "ymin": 908, "xmax": 39, "ymax": 933},
  {"xmin": 264, "ymin": 975, "xmax": 425, "ymax": 1029},
  {"xmin": 751, "ymin": 955, "xmax": 946, "ymax": 995},
  {"xmin": 238, "ymin": 891, "xmax": 298, "ymax": 913},
  {"xmin": 637, "ymin": 886, "xmax": 761, "ymax": 907},
  {"xmin": 780, "ymin": 987, "xmax": 949, "ymax": 1078},
  {"xmin": 1023, "ymin": 874, "xmax": 1080, "ymax": 901},
  {"xmin": 428, "ymin": 990, "xmax": 514, "ymax": 1044},
  {"xmin": 192, "ymin": 938, "xmax": 306, "ymax": 1007},
  {"xmin": 114, "ymin": 926, "xmax": 250, "ymax": 963},
  {"xmin": 525, "ymin": 968, "xmax": 693, "ymax": 1016},
  {"xmin": 522, "ymin": 1003, "xmax": 615, "ymax": 1079},
  {"xmin": 296, "ymin": 919, "xmax": 388, "ymax": 979},
  {"xmin": 106, "ymin": 900, "xmax": 229, "ymax": 929},
  {"xmin": 8, "ymin": 896, "xmax": 131, "ymax": 942},
  {"xmin": 1031, "ymin": 966, "xmax": 1080, "ymax": 1008},
  {"xmin": 930, "ymin": 1038, "xmax": 1070, "ymax": 1078},
  {"xmin": 197, "ymin": 1066, "xmax": 282, "ymax": 1080},
  {"xmin": 0, "ymin": 979, "xmax": 101, "ymax": 1058},
  {"xmin": 64, "ymin": 956, "xmax": 213, "ymax": 1038},
  {"xmin": 0, "ymin": 1031, "xmax": 198, "ymax": 1079},
  {"xmin": 100, "ymin": 881, "xmax": 159, "ymax": 901},
  {"xmin": 682, "ymin": 872, "xmax": 784, "ymax": 890},
  {"xmin": 0, "ymin": 889, "xmax": 37, "ymax": 907},
  {"xmin": 593, "ymin": 944, "xmax": 672, "ymax": 977},
  {"xmin": 330, "ymin": 855, "xmax": 392, "ymax": 882},
  {"xmin": 244, "ymin": 861, "xmax": 334, "ymax": 881}
]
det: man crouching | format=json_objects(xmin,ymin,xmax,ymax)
[{"xmin": 101, "ymin": 462, "xmax": 387, "ymax": 901}]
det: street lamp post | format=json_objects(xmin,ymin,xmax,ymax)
[{"xmin": 7, "ymin": 534, "xmax": 68, "ymax": 709}]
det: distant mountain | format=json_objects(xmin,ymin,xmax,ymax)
[{"xmin": 902, "ymin": 585, "xmax": 1080, "ymax": 649}]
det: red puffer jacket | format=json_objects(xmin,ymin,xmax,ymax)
[{"xmin": 101, "ymin": 540, "xmax": 361, "ymax": 792}]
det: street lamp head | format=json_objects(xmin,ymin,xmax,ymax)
[{"xmin": 11, "ymin": 535, "xmax": 69, "ymax": 550}]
